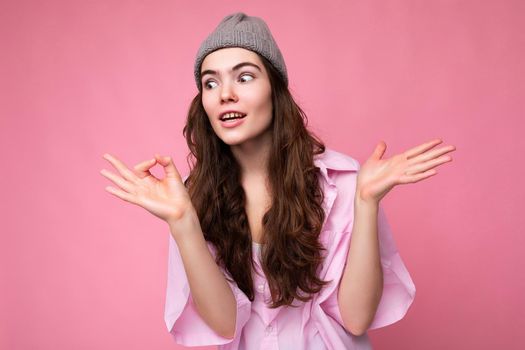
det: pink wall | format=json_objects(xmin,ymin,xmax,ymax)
[{"xmin": 1, "ymin": 0, "xmax": 523, "ymax": 349}]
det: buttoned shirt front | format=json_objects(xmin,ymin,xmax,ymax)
[{"xmin": 164, "ymin": 148, "xmax": 416, "ymax": 349}]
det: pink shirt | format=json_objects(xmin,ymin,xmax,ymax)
[{"xmin": 164, "ymin": 148, "xmax": 416, "ymax": 349}]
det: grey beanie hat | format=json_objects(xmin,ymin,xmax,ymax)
[{"xmin": 194, "ymin": 12, "xmax": 288, "ymax": 90}]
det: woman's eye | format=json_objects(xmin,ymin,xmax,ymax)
[
  {"xmin": 239, "ymin": 74, "xmax": 254, "ymax": 83},
  {"xmin": 204, "ymin": 80, "xmax": 217, "ymax": 89}
]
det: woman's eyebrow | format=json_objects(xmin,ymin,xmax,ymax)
[{"xmin": 201, "ymin": 62, "xmax": 261, "ymax": 78}]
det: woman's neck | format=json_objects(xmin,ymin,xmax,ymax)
[{"xmin": 230, "ymin": 131, "xmax": 271, "ymax": 178}]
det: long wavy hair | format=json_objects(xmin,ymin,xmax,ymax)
[{"xmin": 182, "ymin": 54, "xmax": 330, "ymax": 308}]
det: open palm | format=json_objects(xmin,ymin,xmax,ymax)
[{"xmin": 357, "ymin": 139, "xmax": 456, "ymax": 203}]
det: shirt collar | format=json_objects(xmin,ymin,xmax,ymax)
[{"xmin": 314, "ymin": 148, "xmax": 360, "ymax": 186}]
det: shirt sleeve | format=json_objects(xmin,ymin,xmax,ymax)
[
  {"xmin": 318, "ymin": 203, "xmax": 416, "ymax": 332},
  {"xmin": 164, "ymin": 234, "xmax": 252, "ymax": 346}
]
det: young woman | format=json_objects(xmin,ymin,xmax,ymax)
[{"xmin": 100, "ymin": 12, "xmax": 455, "ymax": 350}]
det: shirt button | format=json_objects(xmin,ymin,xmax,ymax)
[{"xmin": 265, "ymin": 324, "xmax": 274, "ymax": 335}]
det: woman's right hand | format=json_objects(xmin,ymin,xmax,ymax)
[{"xmin": 100, "ymin": 153, "xmax": 193, "ymax": 225}]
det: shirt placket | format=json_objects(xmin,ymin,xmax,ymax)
[
  {"xmin": 259, "ymin": 317, "xmax": 278, "ymax": 350},
  {"xmin": 252, "ymin": 250, "xmax": 281, "ymax": 349}
]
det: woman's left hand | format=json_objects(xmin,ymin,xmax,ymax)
[{"xmin": 356, "ymin": 138, "xmax": 456, "ymax": 204}]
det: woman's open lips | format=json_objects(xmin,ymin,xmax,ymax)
[{"xmin": 220, "ymin": 114, "xmax": 246, "ymax": 128}]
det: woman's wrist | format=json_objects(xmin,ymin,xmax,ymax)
[
  {"xmin": 167, "ymin": 207, "xmax": 201, "ymax": 241},
  {"xmin": 355, "ymin": 188, "xmax": 380, "ymax": 208}
]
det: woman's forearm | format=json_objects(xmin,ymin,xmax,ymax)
[
  {"xmin": 169, "ymin": 210, "xmax": 237, "ymax": 339},
  {"xmin": 338, "ymin": 192, "xmax": 383, "ymax": 336}
]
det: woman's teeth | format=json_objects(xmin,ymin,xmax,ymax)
[{"xmin": 222, "ymin": 112, "xmax": 246, "ymax": 121}]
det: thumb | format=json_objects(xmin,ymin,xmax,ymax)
[
  {"xmin": 372, "ymin": 141, "xmax": 387, "ymax": 160},
  {"xmin": 155, "ymin": 154, "xmax": 182, "ymax": 181}
]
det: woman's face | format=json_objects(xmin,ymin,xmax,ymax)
[{"xmin": 200, "ymin": 47, "xmax": 273, "ymax": 148}]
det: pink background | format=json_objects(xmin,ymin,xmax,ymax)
[{"xmin": 1, "ymin": 0, "xmax": 523, "ymax": 349}]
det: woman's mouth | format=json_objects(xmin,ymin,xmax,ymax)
[{"xmin": 220, "ymin": 113, "xmax": 246, "ymax": 128}]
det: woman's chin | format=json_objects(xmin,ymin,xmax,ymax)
[{"xmin": 219, "ymin": 137, "xmax": 247, "ymax": 147}]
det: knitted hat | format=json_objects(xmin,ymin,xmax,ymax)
[{"xmin": 194, "ymin": 12, "xmax": 288, "ymax": 90}]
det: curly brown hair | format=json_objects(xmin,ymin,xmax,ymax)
[{"xmin": 182, "ymin": 54, "xmax": 331, "ymax": 308}]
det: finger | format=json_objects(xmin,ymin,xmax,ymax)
[
  {"xmin": 405, "ymin": 155, "xmax": 452, "ymax": 176},
  {"xmin": 104, "ymin": 185, "xmax": 139, "ymax": 205},
  {"xmin": 155, "ymin": 154, "xmax": 182, "ymax": 181},
  {"xmin": 100, "ymin": 169, "xmax": 134, "ymax": 192},
  {"xmin": 409, "ymin": 145, "xmax": 456, "ymax": 165},
  {"xmin": 400, "ymin": 168, "xmax": 438, "ymax": 184},
  {"xmin": 404, "ymin": 139, "xmax": 443, "ymax": 160},
  {"xmin": 103, "ymin": 153, "xmax": 140, "ymax": 183},
  {"xmin": 134, "ymin": 158, "xmax": 156, "ymax": 179}
]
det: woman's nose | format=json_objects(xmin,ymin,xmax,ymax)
[{"xmin": 220, "ymin": 82, "xmax": 238, "ymax": 102}]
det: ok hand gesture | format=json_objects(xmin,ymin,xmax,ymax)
[
  {"xmin": 100, "ymin": 154, "xmax": 193, "ymax": 225},
  {"xmin": 356, "ymin": 139, "xmax": 456, "ymax": 204}
]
